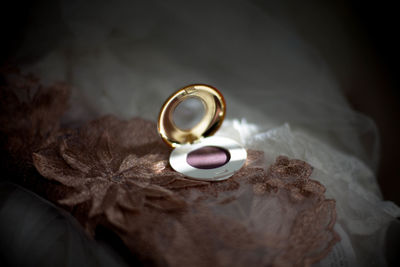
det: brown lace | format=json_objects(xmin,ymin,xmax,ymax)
[{"xmin": 33, "ymin": 116, "xmax": 339, "ymax": 267}]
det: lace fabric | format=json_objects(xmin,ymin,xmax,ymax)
[{"xmin": 32, "ymin": 115, "xmax": 339, "ymax": 267}]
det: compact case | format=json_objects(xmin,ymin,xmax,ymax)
[{"xmin": 158, "ymin": 84, "xmax": 247, "ymax": 181}]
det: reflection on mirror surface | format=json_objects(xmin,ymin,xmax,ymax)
[{"xmin": 173, "ymin": 97, "xmax": 205, "ymax": 130}]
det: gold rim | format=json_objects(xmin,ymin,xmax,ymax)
[{"xmin": 158, "ymin": 84, "xmax": 226, "ymax": 148}]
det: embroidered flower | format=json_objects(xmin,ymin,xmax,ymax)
[{"xmin": 33, "ymin": 116, "xmax": 207, "ymax": 226}]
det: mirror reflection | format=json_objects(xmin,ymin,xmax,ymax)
[{"xmin": 173, "ymin": 97, "xmax": 205, "ymax": 130}]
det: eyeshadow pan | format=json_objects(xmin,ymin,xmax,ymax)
[{"xmin": 186, "ymin": 146, "xmax": 230, "ymax": 169}]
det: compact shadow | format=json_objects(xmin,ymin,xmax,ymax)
[
  {"xmin": 186, "ymin": 146, "xmax": 230, "ymax": 169},
  {"xmin": 159, "ymin": 84, "xmax": 247, "ymax": 181}
]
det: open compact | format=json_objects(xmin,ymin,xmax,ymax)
[{"xmin": 158, "ymin": 84, "xmax": 247, "ymax": 181}]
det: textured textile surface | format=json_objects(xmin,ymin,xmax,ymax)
[{"xmin": 33, "ymin": 115, "xmax": 339, "ymax": 267}]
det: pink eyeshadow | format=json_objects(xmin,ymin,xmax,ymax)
[{"xmin": 186, "ymin": 146, "xmax": 230, "ymax": 169}]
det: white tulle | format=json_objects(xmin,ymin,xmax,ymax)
[{"xmin": 219, "ymin": 119, "xmax": 400, "ymax": 266}]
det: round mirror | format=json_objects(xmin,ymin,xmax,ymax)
[{"xmin": 158, "ymin": 84, "xmax": 226, "ymax": 147}]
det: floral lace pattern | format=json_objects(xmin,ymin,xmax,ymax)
[{"xmin": 33, "ymin": 115, "xmax": 339, "ymax": 267}]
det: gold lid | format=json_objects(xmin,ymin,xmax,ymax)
[{"xmin": 158, "ymin": 84, "xmax": 226, "ymax": 148}]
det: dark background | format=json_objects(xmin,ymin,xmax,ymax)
[{"xmin": 1, "ymin": 0, "xmax": 399, "ymax": 204}]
